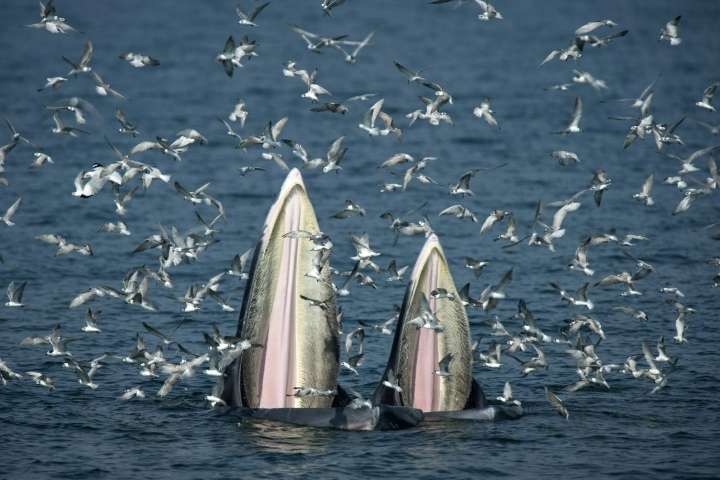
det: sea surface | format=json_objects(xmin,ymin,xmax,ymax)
[{"xmin": 1, "ymin": 1, "xmax": 719, "ymax": 479}]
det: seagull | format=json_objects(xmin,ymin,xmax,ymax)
[
  {"xmin": 478, "ymin": 343, "xmax": 503, "ymax": 368},
  {"xmin": 30, "ymin": 151, "xmax": 53, "ymax": 169},
  {"xmin": 654, "ymin": 336, "xmax": 673, "ymax": 363},
  {"xmin": 473, "ymin": 98, "xmax": 498, "ymax": 127},
  {"xmin": 358, "ymin": 99, "xmax": 402, "ymax": 137},
  {"xmin": 36, "ymin": 233, "xmax": 93, "ymax": 256},
  {"xmin": 659, "ymin": 16, "xmax": 682, "ymax": 46},
  {"xmin": 449, "ymin": 169, "xmax": 478, "ymax": 196},
  {"xmin": 91, "ymin": 72, "xmax": 125, "ymax": 99},
  {"xmin": 2, "ymin": 196, "xmax": 21, "ymax": 226},
  {"xmin": 332, "ymin": 199, "xmax": 366, "ymax": 219},
  {"xmin": 119, "ymin": 387, "xmax": 145, "ymax": 400},
  {"xmin": 507, "ymin": 344, "xmax": 547, "ymax": 375},
  {"xmin": 340, "ymin": 353, "xmax": 364, "ymax": 376},
  {"xmin": 590, "ymin": 169, "xmax": 612, "ymax": 206},
  {"xmin": 380, "ymin": 152, "xmax": 414, "ymax": 168},
  {"xmin": 552, "ymin": 150, "xmax": 580, "ymax": 166},
  {"xmin": 289, "ymin": 386, "xmax": 336, "ymax": 398},
  {"xmin": 228, "ymin": 249, "xmax": 253, "ymax": 279},
  {"xmin": 439, "ymin": 204, "xmax": 478, "ymax": 222},
  {"xmin": 382, "ymin": 370, "xmax": 403, "ymax": 393},
  {"xmin": 50, "ymin": 113, "xmax": 87, "ymax": 137},
  {"xmin": 235, "ymin": 1, "xmax": 270, "ymax": 26},
  {"xmin": 480, "ymin": 210, "xmax": 508, "ymax": 234},
  {"xmin": 575, "ymin": 19, "xmax": 618, "ymax": 36},
  {"xmin": 27, "ymin": 1, "xmax": 76, "ymax": 34},
  {"xmin": 20, "ymin": 324, "xmax": 76, "ymax": 356},
  {"xmin": 572, "ymin": 70, "xmax": 607, "ymax": 91},
  {"xmin": 632, "ymin": 174, "xmax": 654, "ymax": 206},
  {"xmin": 433, "ymin": 353, "xmax": 453, "ymax": 377},
  {"xmin": 5, "ymin": 281, "xmax": 26, "ymax": 307},
  {"xmin": 131, "ymin": 136, "xmax": 194, "ymax": 162},
  {"xmin": 672, "ymin": 302, "xmax": 694, "ymax": 343},
  {"xmin": 298, "ymin": 69, "xmax": 332, "ymax": 102},
  {"xmin": 310, "ymin": 93, "xmax": 376, "ymax": 115},
  {"xmin": 322, "ymin": 136, "xmax": 347, "ymax": 173},
  {"xmin": 549, "ymin": 282, "xmax": 594, "ymax": 310},
  {"xmin": 496, "ymin": 382, "xmax": 521, "ymax": 406},
  {"xmin": 569, "ymin": 237, "xmax": 594, "ymax": 276},
  {"xmin": 26, "ymin": 371, "xmax": 56, "ymax": 391},
  {"xmin": 475, "ymin": 0, "xmax": 503, "ymax": 20},
  {"xmin": 37, "ymin": 76, "xmax": 67, "ymax": 91},
  {"xmin": 595, "ymin": 270, "xmax": 645, "ymax": 296},
  {"xmin": 114, "ymin": 109, "xmax": 139, "ymax": 137},
  {"xmin": 0, "ymin": 358, "xmax": 22, "ymax": 385},
  {"xmin": 100, "ymin": 220, "xmax": 131, "ymax": 236},
  {"xmin": 216, "ymin": 36, "xmax": 257, "ymax": 76},
  {"xmin": 119, "ymin": 52, "xmax": 160, "ymax": 68},
  {"xmin": 545, "ymin": 387, "xmax": 569, "ymax": 420},
  {"xmin": 464, "ymin": 257, "xmax": 488, "ymax": 278},
  {"xmin": 228, "ymin": 100, "xmax": 249, "ymax": 126},
  {"xmin": 63, "ymin": 40, "xmax": 93, "ymax": 76},
  {"xmin": 157, "ymin": 354, "xmax": 209, "ymax": 398},
  {"xmin": 291, "ymin": 26, "xmax": 358, "ymax": 54},
  {"xmin": 613, "ymin": 305, "xmax": 648, "ymax": 321},
  {"xmin": 321, "ymin": 0, "xmax": 346, "ymax": 15},
  {"xmin": 695, "ymin": 82, "xmax": 718, "ymax": 112},
  {"xmin": 668, "ymin": 146, "xmax": 720, "ymax": 175},
  {"xmin": 82, "ymin": 308, "xmax": 101, "ymax": 333},
  {"xmin": 299, "ymin": 294, "xmax": 332, "ymax": 311},
  {"xmin": 557, "ymin": 97, "xmax": 582, "ymax": 134},
  {"xmin": 385, "ymin": 260, "xmax": 408, "ymax": 282},
  {"xmin": 338, "ymin": 31, "xmax": 375, "ymax": 64}
]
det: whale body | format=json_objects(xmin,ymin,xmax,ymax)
[
  {"xmin": 373, "ymin": 234, "xmax": 523, "ymax": 420},
  {"xmin": 221, "ymin": 169, "xmax": 423, "ymax": 429}
]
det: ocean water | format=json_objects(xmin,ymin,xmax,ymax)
[{"xmin": 1, "ymin": 0, "xmax": 719, "ymax": 478}]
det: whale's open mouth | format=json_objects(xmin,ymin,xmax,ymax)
[
  {"xmin": 377, "ymin": 234, "xmax": 473, "ymax": 412},
  {"xmin": 227, "ymin": 169, "xmax": 339, "ymax": 409},
  {"xmin": 258, "ymin": 186, "xmax": 301, "ymax": 408}
]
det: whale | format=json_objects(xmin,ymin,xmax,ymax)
[
  {"xmin": 221, "ymin": 169, "xmax": 423, "ymax": 430},
  {"xmin": 373, "ymin": 234, "xmax": 523, "ymax": 421}
]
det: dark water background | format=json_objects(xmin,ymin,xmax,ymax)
[{"xmin": 1, "ymin": 0, "xmax": 719, "ymax": 478}]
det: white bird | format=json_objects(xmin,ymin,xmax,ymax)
[
  {"xmin": 552, "ymin": 150, "xmax": 579, "ymax": 166},
  {"xmin": 433, "ymin": 353, "xmax": 453, "ymax": 377},
  {"xmin": 558, "ymin": 97, "xmax": 582, "ymax": 134},
  {"xmin": 119, "ymin": 387, "xmax": 145, "ymax": 400},
  {"xmin": 575, "ymin": 19, "xmax": 617, "ymax": 36},
  {"xmin": 228, "ymin": 100, "xmax": 249, "ymax": 127},
  {"xmin": 27, "ymin": 1, "xmax": 76, "ymax": 34},
  {"xmin": 545, "ymin": 387, "xmax": 569, "ymax": 419},
  {"xmin": 26, "ymin": 371, "xmax": 56, "ymax": 390},
  {"xmin": 119, "ymin": 52, "xmax": 160, "ymax": 68},
  {"xmin": 5, "ymin": 281, "xmax": 27, "ymax": 307},
  {"xmin": 82, "ymin": 308, "xmax": 101, "ymax": 333},
  {"xmin": 659, "ymin": 16, "xmax": 682, "ymax": 46},
  {"xmin": 496, "ymin": 381, "xmax": 521, "ymax": 406},
  {"xmin": 235, "ymin": 1, "xmax": 270, "ymax": 26},
  {"xmin": 695, "ymin": 82, "xmax": 718, "ymax": 112},
  {"xmin": 632, "ymin": 174, "xmax": 654, "ymax": 206},
  {"xmin": 37, "ymin": 76, "xmax": 67, "ymax": 91},
  {"xmin": 473, "ymin": 98, "xmax": 498, "ymax": 127},
  {"xmin": 0, "ymin": 358, "xmax": 22, "ymax": 385},
  {"xmin": 475, "ymin": 0, "xmax": 503, "ymax": 21},
  {"xmin": 2, "ymin": 196, "xmax": 21, "ymax": 226}
]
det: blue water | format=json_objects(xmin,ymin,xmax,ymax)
[{"xmin": 1, "ymin": 0, "xmax": 719, "ymax": 478}]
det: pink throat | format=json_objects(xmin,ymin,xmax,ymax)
[
  {"xmin": 258, "ymin": 194, "xmax": 300, "ymax": 408},
  {"xmin": 412, "ymin": 253, "xmax": 440, "ymax": 412}
]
